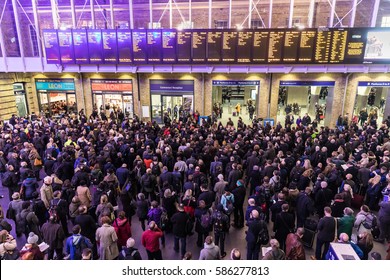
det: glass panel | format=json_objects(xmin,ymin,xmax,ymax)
[
  {"xmin": 103, "ymin": 94, "xmax": 123, "ymax": 115},
  {"xmin": 151, "ymin": 94, "xmax": 162, "ymax": 123},
  {"xmin": 49, "ymin": 93, "xmax": 67, "ymax": 116},
  {"xmin": 333, "ymin": 1, "xmax": 352, "ymax": 27},
  {"xmin": 39, "ymin": 92, "xmax": 50, "ymax": 117},
  {"xmin": 15, "ymin": 95, "xmax": 28, "ymax": 117},
  {"xmin": 94, "ymin": 94, "xmax": 104, "ymax": 114},
  {"xmin": 163, "ymin": 96, "xmax": 182, "ymax": 120},
  {"xmin": 353, "ymin": 86, "xmax": 387, "ymax": 127},
  {"xmin": 67, "ymin": 94, "xmax": 77, "ymax": 114},
  {"xmin": 123, "ymin": 95, "xmax": 134, "ymax": 118},
  {"xmin": 182, "ymin": 95, "xmax": 193, "ymax": 115}
]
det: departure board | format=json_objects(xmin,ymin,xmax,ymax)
[
  {"xmin": 237, "ymin": 31, "xmax": 252, "ymax": 63},
  {"xmin": 298, "ymin": 30, "xmax": 316, "ymax": 62},
  {"xmin": 177, "ymin": 31, "xmax": 191, "ymax": 63},
  {"xmin": 207, "ymin": 31, "xmax": 223, "ymax": 63},
  {"xmin": 222, "ymin": 31, "xmax": 237, "ymax": 63},
  {"xmin": 283, "ymin": 31, "xmax": 300, "ymax": 62},
  {"xmin": 330, "ymin": 29, "xmax": 348, "ymax": 63},
  {"xmin": 344, "ymin": 29, "xmax": 366, "ymax": 63},
  {"xmin": 87, "ymin": 30, "xmax": 103, "ymax": 63},
  {"xmin": 117, "ymin": 31, "xmax": 132, "ymax": 63},
  {"xmin": 58, "ymin": 31, "xmax": 75, "ymax": 64},
  {"xmin": 72, "ymin": 30, "xmax": 88, "ymax": 64},
  {"xmin": 252, "ymin": 31, "xmax": 268, "ymax": 63},
  {"xmin": 162, "ymin": 30, "xmax": 177, "ymax": 63},
  {"xmin": 132, "ymin": 30, "xmax": 147, "ymax": 63},
  {"xmin": 147, "ymin": 30, "xmax": 162, "ymax": 63},
  {"xmin": 315, "ymin": 30, "xmax": 332, "ymax": 63},
  {"xmin": 102, "ymin": 30, "xmax": 118, "ymax": 63},
  {"xmin": 192, "ymin": 31, "xmax": 207, "ymax": 63},
  {"xmin": 268, "ymin": 31, "xmax": 285, "ymax": 63},
  {"xmin": 43, "ymin": 30, "xmax": 60, "ymax": 64}
]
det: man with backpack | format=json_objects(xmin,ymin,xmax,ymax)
[
  {"xmin": 118, "ymin": 237, "xmax": 142, "ymax": 260},
  {"xmin": 2, "ymin": 165, "xmax": 19, "ymax": 201},
  {"xmin": 211, "ymin": 204, "xmax": 230, "ymax": 258},
  {"xmin": 65, "ymin": 224, "xmax": 93, "ymax": 260},
  {"xmin": 194, "ymin": 200, "xmax": 213, "ymax": 247},
  {"xmin": 49, "ymin": 190, "xmax": 69, "ymax": 236},
  {"xmin": 141, "ymin": 168, "xmax": 157, "ymax": 202},
  {"xmin": 246, "ymin": 209, "xmax": 269, "ymax": 260}
]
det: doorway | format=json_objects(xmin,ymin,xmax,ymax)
[
  {"xmin": 152, "ymin": 94, "xmax": 193, "ymax": 123},
  {"xmin": 94, "ymin": 94, "xmax": 133, "ymax": 118},
  {"xmin": 15, "ymin": 94, "xmax": 28, "ymax": 117}
]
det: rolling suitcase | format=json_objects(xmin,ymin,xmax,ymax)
[
  {"xmin": 302, "ymin": 228, "xmax": 316, "ymax": 248},
  {"xmin": 351, "ymin": 185, "xmax": 365, "ymax": 209}
]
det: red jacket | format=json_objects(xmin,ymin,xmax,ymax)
[
  {"xmin": 113, "ymin": 218, "xmax": 132, "ymax": 248},
  {"xmin": 141, "ymin": 228, "xmax": 163, "ymax": 252}
]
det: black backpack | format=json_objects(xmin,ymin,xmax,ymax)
[
  {"xmin": 151, "ymin": 163, "xmax": 161, "ymax": 176},
  {"xmin": 257, "ymin": 223, "xmax": 269, "ymax": 245}
]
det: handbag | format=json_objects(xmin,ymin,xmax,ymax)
[
  {"xmin": 34, "ymin": 158, "xmax": 43, "ymax": 166},
  {"xmin": 333, "ymin": 218, "xmax": 338, "ymax": 242}
]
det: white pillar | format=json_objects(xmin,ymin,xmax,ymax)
[
  {"xmin": 308, "ymin": 0, "xmax": 315, "ymax": 28},
  {"xmin": 149, "ymin": 0, "xmax": 153, "ymax": 27},
  {"xmin": 70, "ymin": 0, "xmax": 76, "ymax": 28},
  {"xmin": 169, "ymin": 0, "xmax": 173, "ymax": 29},
  {"xmin": 248, "ymin": 0, "xmax": 252, "ymax": 28},
  {"xmin": 350, "ymin": 0, "xmax": 357, "ymax": 27},
  {"xmin": 209, "ymin": 0, "xmax": 212, "ymax": 28},
  {"xmin": 329, "ymin": 0, "xmax": 336, "ymax": 27},
  {"xmin": 269, "ymin": 0, "xmax": 273, "ymax": 28},
  {"xmin": 129, "ymin": 0, "xmax": 134, "ymax": 29},
  {"xmin": 11, "ymin": 0, "xmax": 25, "ymax": 59},
  {"xmin": 50, "ymin": 0, "xmax": 59, "ymax": 29},
  {"xmin": 110, "ymin": 0, "xmax": 114, "ymax": 28},
  {"xmin": 31, "ymin": 0, "xmax": 42, "ymax": 58},
  {"xmin": 228, "ymin": 0, "xmax": 232, "ymax": 28},
  {"xmin": 90, "ymin": 0, "xmax": 95, "ymax": 28},
  {"xmin": 0, "ymin": 26, "xmax": 7, "ymax": 71},
  {"xmin": 288, "ymin": 0, "xmax": 294, "ymax": 28},
  {"xmin": 189, "ymin": 0, "xmax": 192, "ymax": 24},
  {"xmin": 371, "ymin": 0, "xmax": 380, "ymax": 27}
]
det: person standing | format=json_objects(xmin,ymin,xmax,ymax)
[
  {"xmin": 96, "ymin": 216, "xmax": 119, "ymax": 260},
  {"xmin": 274, "ymin": 204, "xmax": 295, "ymax": 251},
  {"xmin": 41, "ymin": 215, "xmax": 65, "ymax": 260},
  {"xmin": 170, "ymin": 204, "xmax": 189, "ymax": 259},
  {"xmin": 314, "ymin": 207, "xmax": 336, "ymax": 260},
  {"xmin": 199, "ymin": 236, "xmax": 221, "ymax": 260},
  {"xmin": 246, "ymin": 210, "xmax": 268, "ymax": 260},
  {"xmin": 211, "ymin": 204, "xmax": 230, "ymax": 258},
  {"xmin": 118, "ymin": 237, "xmax": 142, "ymax": 260},
  {"xmin": 141, "ymin": 221, "xmax": 164, "ymax": 260},
  {"xmin": 285, "ymin": 227, "xmax": 306, "ymax": 260}
]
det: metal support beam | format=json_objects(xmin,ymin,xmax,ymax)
[
  {"xmin": 208, "ymin": 0, "xmax": 212, "ymax": 29},
  {"xmin": 189, "ymin": 0, "xmax": 192, "ymax": 24},
  {"xmin": 0, "ymin": 25, "xmax": 7, "ymax": 72},
  {"xmin": 228, "ymin": 0, "xmax": 232, "ymax": 28},
  {"xmin": 109, "ymin": 0, "xmax": 114, "ymax": 28},
  {"xmin": 11, "ymin": 0, "xmax": 25, "ymax": 68},
  {"xmin": 50, "ymin": 0, "xmax": 59, "ymax": 29},
  {"xmin": 371, "ymin": 0, "xmax": 380, "ymax": 27},
  {"xmin": 269, "ymin": 0, "xmax": 273, "ymax": 28},
  {"xmin": 149, "ymin": 0, "xmax": 153, "ymax": 27},
  {"xmin": 308, "ymin": 0, "xmax": 315, "ymax": 28},
  {"xmin": 129, "ymin": 0, "xmax": 134, "ymax": 29},
  {"xmin": 70, "ymin": 0, "xmax": 76, "ymax": 28},
  {"xmin": 31, "ymin": 0, "xmax": 43, "ymax": 61},
  {"xmin": 350, "ymin": 0, "xmax": 357, "ymax": 27},
  {"xmin": 288, "ymin": 0, "xmax": 294, "ymax": 28},
  {"xmin": 90, "ymin": 0, "xmax": 95, "ymax": 28},
  {"xmin": 329, "ymin": 0, "xmax": 336, "ymax": 27},
  {"xmin": 248, "ymin": 0, "xmax": 252, "ymax": 28},
  {"xmin": 169, "ymin": 0, "xmax": 173, "ymax": 29}
]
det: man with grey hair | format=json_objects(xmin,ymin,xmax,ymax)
[{"xmin": 314, "ymin": 181, "xmax": 333, "ymax": 217}]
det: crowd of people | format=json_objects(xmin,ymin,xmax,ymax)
[{"xmin": 0, "ymin": 107, "xmax": 390, "ymax": 261}]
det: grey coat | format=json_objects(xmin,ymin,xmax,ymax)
[
  {"xmin": 96, "ymin": 224, "xmax": 119, "ymax": 260},
  {"xmin": 199, "ymin": 243, "xmax": 221, "ymax": 260}
]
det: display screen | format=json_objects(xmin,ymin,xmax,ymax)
[
  {"xmin": 117, "ymin": 31, "xmax": 132, "ymax": 63},
  {"xmin": 192, "ymin": 30, "xmax": 207, "ymax": 63},
  {"xmin": 43, "ymin": 27, "xmax": 390, "ymax": 65},
  {"xmin": 162, "ymin": 30, "xmax": 177, "ymax": 63},
  {"xmin": 177, "ymin": 31, "xmax": 191, "ymax": 63},
  {"xmin": 102, "ymin": 30, "xmax": 118, "ymax": 63},
  {"xmin": 72, "ymin": 30, "xmax": 89, "ymax": 64},
  {"xmin": 58, "ymin": 31, "xmax": 74, "ymax": 64},
  {"xmin": 207, "ymin": 30, "xmax": 223, "ymax": 63},
  {"xmin": 87, "ymin": 30, "xmax": 103, "ymax": 63},
  {"xmin": 132, "ymin": 30, "xmax": 147, "ymax": 63},
  {"xmin": 222, "ymin": 31, "xmax": 237, "ymax": 63},
  {"xmin": 237, "ymin": 31, "xmax": 252, "ymax": 63},
  {"xmin": 43, "ymin": 30, "xmax": 60, "ymax": 64},
  {"xmin": 147, "ymin": 30, "xmax": 162, "ymax": 63}
]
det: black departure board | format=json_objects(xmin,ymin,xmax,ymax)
[
  {"xmin": 252, "ymin": 31, "xmax": 268, "ymax": 63},
  {"xmin": 344, "ymin": 29, "xmax": 367, "ymax": 63},
  {"xmin": 147, "ymin": 30, "xmax": 162, "ymax": 63},
  {"xmin": 177, "ymin": 31, "xmax": 191, "ymax": 63},
  {"xmin": 222, "ymin": 31, "xmax": 237, "ymax": 63},
  {"xmin": 102, "ymin": 30, "xmax": 118, "ymax": 63},
  {"xmin": 87, "ymin": 30, "xmax": 103, "ymax": 63},
  {"xmin": 117, "ymin": 31, "xmax": 132, "ymax": 63},
  {"xmin": 43, "ymin": 30, "xmax": 61, "ymax": 64},
  {"xmin": 329, "ymin": 29, "xmax": 348, "ymax": 63},
  {"xmin": 237, "ymin": 31, "xmax": 252, "ymax": 63},
  {"xmin": 298, "ymin": 30, "xmax": 316, "ymax": 62},
  {"xmin": 58, "ymin": 30, "xmax": 75, "ymax": 64},
  {"xmin": 72, "ymin": 30, "xmax": 88, "ymax": 64},
  {"xmin": 162, "ymin": 30, "xmax": 177, "ymax": 63},
  {"xmin": 192, "ymin": 31, "xmax": 207, "ymax": 63},
  {"xmin": 132, "ymin": 30, "xmax": 147, "ymax": 63},
  {"xmin": 268, "ymin": 31, "xmax": 285, "ymax": 63},
  {"xmin": 315, "ymin": 30, "xmax": 332, "ymax": 63},
  {"xmin": 207, "ymin": 31, "xmax": 223, "ymax": 63},
  {"xmin": 283, "ymin": 31, "xmax": 300, "ymax": 62}
]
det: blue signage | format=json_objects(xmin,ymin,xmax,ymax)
[
  {"xmin": 358, "ymin": 81, "xmax": 390, "ymax": 87},
  {"xmin": 212, "ymin": 80, "xmax": 260, "ymax": 86},
  {"xmin": 280, "ymin": 81, "xmax": 335, "ymax": 86},
  {"xmin": 263, "ymin": 118, "xmax": 275, "ymax": 126},
  {"xmin": 150, "ymin": 80, "xmax": 194, "ymax": 93},
  {"xmin": 35, "ymin": 79, "xmax": 75, "ymax": 91}
]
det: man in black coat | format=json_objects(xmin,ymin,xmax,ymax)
[
  {"xmin": 274, "ymin": 204, "xmax": 295, "ymax": 251},
  {"xmin": 230, "ymin": 179, "xmax": 246, "ymax": 228},
  {"xmin": 246, "ymin": 210, "xmax": 268, "ymax": 260},
  {"xmin": 116, "ymin": 163, "xmax": 130, "ymax": 189},
  {"xmin": 170, "ymin": 204, "xmax": 189, "ymax": 258},
  {"xmin": 270, "ymin": 192, "xmax": 288, "ymax": 224},
  {"xmin": 314, "ymin": 207, "xmax": 336, "ymax": 260},
  {"xmin": 197, "ymin": 185, "xmax": 215, "ymax": 210},
  {"xmin": 295, "ymin": 187, "xmax": 315, "ymax": 227},
  {"xmin": 314, "ymin": 181, "xmax": 333, "ymax": 217}
]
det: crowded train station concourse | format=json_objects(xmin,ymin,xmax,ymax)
[{"xmin": 0, "ymin": 0, "xmax": 390, "ymax": 261}]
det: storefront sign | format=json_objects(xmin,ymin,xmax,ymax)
[
  {"xmin": 150, "ymin": 80, "xmax": 194, "ymax": 93},
  {"xmin": 13, "ymin": 83, "xmax": 25, "ymax": 91},
  {"xmin": 212, "ymin": 80, "xmax": 260, "ymax": 86},
  {"xmin": 91, "ymin": 79, "xmax": 133, "ymax": 94},
  {"xmin": 35, "ymin": 79, "xmax": 75, "ymax": 91},
  {"xmin": 358, "ymin": 81, "xmax": 390, "ymax": 87},
  {"xmin": 280, "ymin": 81, "xmax": 335, "ymax": 86}
]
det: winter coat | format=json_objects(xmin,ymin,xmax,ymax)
[
  {"xmin": 41, "ymin": 221, "xmax": 65, "ymax": 250},
  {"xmin": 171, "ymin": 211, "xmax": 189, "ymax": 237},
  {"xmin": 21, "ymin": 178, "xmax": 39, "ymax": 200},
  {"xmin": 337, "ymin": 215, "xmax": 355, "ymax": 238},
  {"xmin": 199, "ymin": 242, "xmax": 221, "ymax": 260},
  {"xmin": 136, "ymin": 200, "xmax": 149, "ymax": 219},
  {"xmin": 96, "ymin": 224, "xmax": 119, "ymax": 260},
  {"xmin": 40, "ymin": 184, "xmax": 54, "ymax": 209},
  {"xmin": 76, "ymin": 185, "xmax": 92, "ymax": 208},
  {"xmin": 285, "ymin": 233, "xmax": 306, "ymax": 260},
  {"xmin": 113, "ymin": 218, "xmax": 132, "ymax": 248}
]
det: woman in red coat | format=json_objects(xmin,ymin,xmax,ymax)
[{"xmin": 113, "ymin": 211, "xmax": 132, "ymax": 251}]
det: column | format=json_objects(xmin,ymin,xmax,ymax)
[
  {"xmin": 308, "ymin": 86, "xmax": 320, "ymax": 115},
  {"xmin": 324, "ymin": 87, "xmax": 334, "ymax": 127},
  {"xmin": 383, "ymin": 87, "xmax": 390, "ymax": 118}
]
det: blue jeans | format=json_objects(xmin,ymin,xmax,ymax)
[{"xmin": 174, "ymin": 236, "xmax": 187, "ymax": 258}]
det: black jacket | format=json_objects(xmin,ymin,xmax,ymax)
[
  {"xmin": 171, "ymin": 211, "xmax": 189, "ymax": 237},
  {"xmin": 317, "ymin": 216, "xmax": 336, "ymax": 242},
  {"xmin": 246, "ymin": 218, "xmax": 268, "ymax": 244},
  {"xmin": 118, "ymin": 247, "xmax": 142, "ymax": 260}
]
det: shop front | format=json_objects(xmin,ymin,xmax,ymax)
[
  {"xmin": 150, "ymin": 80, "xmax": 194, "ymax": 123},
  {"xmin": 211, "ymin": 80, "xmax": 260, "ymax": 124},
  {"xmin": 35, "ymin": 79, "xmax": 76, "ymax": 117},
  {"xmin": 91, "ymin": 79, "xmax": 134, "ymax": 118},
  {"xmin": 353, "ymin": 81, "xmax": 390, "ymax": 126},
  {"xmin": 278, "ymin": 81, "xmax": 335, "ymax": 126}
]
